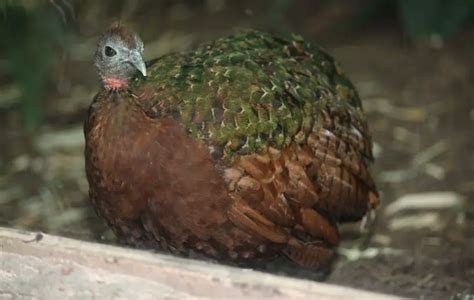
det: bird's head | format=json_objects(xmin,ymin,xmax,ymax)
[{"xmin": 95, "ymin": 22, "xmax": 146, "ymax": 90}]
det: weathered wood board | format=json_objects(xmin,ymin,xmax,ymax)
[{"xmin": 0, "ymin": 227, "xmax": 400, "ymax": 299}]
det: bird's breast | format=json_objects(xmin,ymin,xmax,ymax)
[{"xmin": 85, "ymin": 98, "xmax": 160, "ymax": 219}]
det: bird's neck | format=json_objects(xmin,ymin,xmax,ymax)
[
  {"xmin": 91, "ymin": 90, "xmax": 146, "ymax": 141},
  {"xmin": 102, "ymin": 77, "xmax": 129, "ymax": 90}
]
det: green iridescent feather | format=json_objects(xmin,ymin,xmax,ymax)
[{"xmin": 131, "ymin": 30, "xmax": 368, "ymax": 163}]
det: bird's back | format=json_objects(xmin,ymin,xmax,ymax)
[{"xmin": 133, "ymin": 30, "xmax": 372, "ymax": 164}]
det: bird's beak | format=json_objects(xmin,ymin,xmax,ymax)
[{"xmin": 130, "ymin": 50, "xmax": 147, "ymax": 77}]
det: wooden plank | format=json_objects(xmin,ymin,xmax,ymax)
[{"xmin": 0, "ymin": 227, "xmax": 400, "ymax": 299}]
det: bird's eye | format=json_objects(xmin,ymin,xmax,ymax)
[{"xmin": 105, "ymin": 46, "xmax": 117, "ymax": 57}]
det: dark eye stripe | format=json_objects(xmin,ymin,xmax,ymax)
[{"xmin": 105, "ymin": 46, "xmax": 117, "ymax": 57}]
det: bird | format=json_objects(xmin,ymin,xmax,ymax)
[{"xmin": 84, "ymin": 22, "xmax": 379, "ymax": 270}]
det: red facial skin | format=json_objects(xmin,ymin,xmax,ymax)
[{"xmin": 103, "ymin": 77, "xmax": 128, "ymax": 90}]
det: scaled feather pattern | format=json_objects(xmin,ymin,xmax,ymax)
[{"xmin": 85, "ymin": 27, "xmax": 379, "ymax": 270}]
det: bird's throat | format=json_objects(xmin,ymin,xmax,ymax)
[{"xmin": 103, "ymin": 77, "xmax": 128, "ymax": 90}]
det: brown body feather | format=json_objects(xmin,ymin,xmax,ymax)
[
  {"xmin": 85, "ymin": 89, "xmax": 378, "ymax": 269},
  {"xmin": 85, "ymin": 92, "xmax": 280, "ymax": 260}
]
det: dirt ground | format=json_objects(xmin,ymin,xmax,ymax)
[{"xmin": 0, "ymin": 2, "xmax": 473, "ymax": 299}]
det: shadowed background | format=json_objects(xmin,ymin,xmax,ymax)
[{"xmin": 0, "ymin": 1, "xmax": 473, "ymax": 299}]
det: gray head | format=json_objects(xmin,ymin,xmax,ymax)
[{"xmin": 95, "ymin": 22, "xmax": 146, "ymax": 90}]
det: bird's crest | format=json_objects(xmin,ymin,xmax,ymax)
[{"xmin": 106, "ymin": 21, "xmax": 139, "ymax": 49}]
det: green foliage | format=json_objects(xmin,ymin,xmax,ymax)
[
  {"xmin": 398, "ymin": 0, "xmax": 474, "ymax": 41},
  {"xmin": 354, "ymin": 0, "xmax": 474, "ymax": 42},
  {"xmin": 0, "ymin": 1, "xmax": 69, "ymax": 131}
]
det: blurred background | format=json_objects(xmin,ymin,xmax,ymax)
[{"xmin": 0, "ymin": 0, "xmax": 473, "ymax": 298}]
